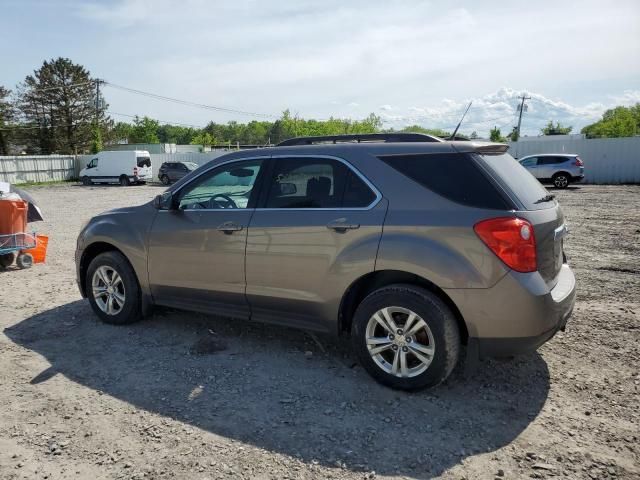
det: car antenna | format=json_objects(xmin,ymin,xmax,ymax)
[{"xmin": 449, "ymin": 101, "xmax": 472, "ymax": 140}]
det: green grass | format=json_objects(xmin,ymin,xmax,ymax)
[{"xmin": 10, "ymin": 179, "xmax": 78, "ymax": 187}]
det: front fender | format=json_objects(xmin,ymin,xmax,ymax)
[{"xmin": 78, "ymin": 204, "xmax": 157, "ymax": 297}]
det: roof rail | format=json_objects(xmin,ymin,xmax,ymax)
[{"xmin": 276, "ymin": 133, "xmax": 444, "ymax": 147}]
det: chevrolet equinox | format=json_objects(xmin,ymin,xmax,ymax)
[{"xmin": 75, "ymin": 133, "xmax": 576, "ymax": 390}]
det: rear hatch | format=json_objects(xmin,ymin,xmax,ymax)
[{"xmin": 475, "ymin": 153, "xmax": 566, "ymax": 287}]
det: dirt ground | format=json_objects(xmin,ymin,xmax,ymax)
[{"xmin": 1, "ymin": 183, "xmax": 638, "ymax": 480}]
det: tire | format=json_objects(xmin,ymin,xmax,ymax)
[
  {"xmin": 160, "ymin": 175, "xmax": 170, "ymax": 186},
  {"xmin": 16, "ymin": 253, "xmax": 33, "ymax": 269},
  {"xmin": 351, "ymin": 284, "xmax": 460, "ymax": 391},
  {"xmin": 0, "ymin": 253, "xmax": 15, "ymax": 268},
  {"xmin": 119, "ymin": 175, "xmax": 131, "ymax": 187},
  {"xmin": 86, "ymin": 251, "xmax": 142, "ymax": 325},
  {"xmin": 81, "ymin": 176, "xmax": 92, "ymax": 186},
  {"xmin": 552, "ymin": 173, "xmax": 570, "ymax": 189}
]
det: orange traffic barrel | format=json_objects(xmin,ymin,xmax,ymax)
[{"xmin": 0, "ymin": 199, "xmax": 28, "ymax": 235}]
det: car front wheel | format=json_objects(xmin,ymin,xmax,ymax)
[
  {"xmin": 352, "ymin": 284, "xmax": 460, "ymax": 390},
  {"xmin": 86, "ymin": 251, "xmax": 142, "ymax": 325}
]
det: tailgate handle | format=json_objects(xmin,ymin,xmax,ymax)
[
  {"xmin": 327, "ymin": 219, "xmax": 360, "ymax": 232},
  {"xmin": 216, "ymin": 221, "xmax": 243, "ymax": 234}
]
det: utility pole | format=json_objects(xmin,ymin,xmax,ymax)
[
  {"xmin": 95, "ymin": 79, "xmax": 102, "ymax": 123},
  {"xmin": 515, "ymin": 94, "xmax": 531, "ymax": 140}
]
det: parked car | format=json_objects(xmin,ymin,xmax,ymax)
[
  {"xmin": 75, "ymin": 134, "xmax": 576, "ymax": 390},
  {"xmin": 518, "ymin": 154, "xmax": 584, "ymax": 188},
  {"xmin": 158, "ymin": 161, "xmax": 199, "ymax": 185},
  {"xmin": 79, "ymin": 150, "xmax": 152, "ymax": 186}
]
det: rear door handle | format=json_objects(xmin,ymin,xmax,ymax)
[
  {"xmin": 216, "ymin": 221, "xmax": 243, "ymax": 234},
  {"xmin": 327, "ymin": 220, "xmax": 360, "ymax": 232}
]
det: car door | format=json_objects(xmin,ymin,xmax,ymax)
[
  {"xmin": 147, "ymin": 158, "xmax": 266, "ymax": 319},
  {"xmin": 245, "ymin": 155, "xmax": 386, "ymax": 332},
  {"xmin": 538, "ymin": 156, "xmax": 562, "ymax": 179},
  {"xmin": 520, "ymin": 157, "xmax": 539, "ymax": 178}
]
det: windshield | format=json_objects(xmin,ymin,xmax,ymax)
[{"xmin": 476, "ymin": 153, "xmax": 553, "ymax": 211}]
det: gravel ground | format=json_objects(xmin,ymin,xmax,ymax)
[{"xmin": 1, "ymin": 183, "xmax": 638, "ymax": 480}]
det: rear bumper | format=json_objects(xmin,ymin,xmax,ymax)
[
  {"xmin": 571, "ymin": 174, "xmax": 585, "ymax": 182},
  {"xmin": 446, "ymin": 264, "xmax": 576, "ymax": 358}
]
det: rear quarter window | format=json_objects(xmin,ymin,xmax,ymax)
[
  {"xmin": 379, "ymin": 153, "xmax": 511, "ymax": 210},
  {"xmin": 477, "ymin": 153, "xmax": 552, "ymax": 210}
]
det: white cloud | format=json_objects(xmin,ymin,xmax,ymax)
[{"xmin": 379, "ymin": 104, "xmax": 393, "ymax": 111}]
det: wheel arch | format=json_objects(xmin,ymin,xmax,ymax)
[
  {"xmin": 79, "ymin": 242, "xmax": 133, "ymax": 297},
  {"xmin": 338, "ymin": 269, "xmax": 468, "ymax": 345}
]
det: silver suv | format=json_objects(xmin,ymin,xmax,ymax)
[
  {"xmin": 75, "ymin": 134, "xmax": 576, "ymax": 390},
  {"xmin": 519, "ymin": 154, "xmax": 585, "ymax": 188}
]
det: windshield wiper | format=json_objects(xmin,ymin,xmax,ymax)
[{"xmin": 534, "ymin": 194, "xmax": 556, "ymax": 204}]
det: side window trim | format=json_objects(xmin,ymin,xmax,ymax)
[{"xmin": 256, "ymin": 155, "xmax": 381, "ymax": 211}]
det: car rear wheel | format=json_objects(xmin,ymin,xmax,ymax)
[
  {"xmin": 119, "ymin": 175, "xmax": 130, "ymax": 187},
  {"xmin": 352, "ymin": 284, "xmax": 460, "ymax": 390},
  {"xmin": 553, "ymin": 173, "xmax": 569, "ymax": 189},
  {"xmin": 160, "ymin": 174, "xmax": 170, "ymax": 185},
  {"xmin": 86, "ymin": 251, "xmax": 141, "ymax": 325}
]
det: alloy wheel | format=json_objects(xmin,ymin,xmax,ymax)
[
  {"xmin": 365, "ymin": 306, "xmax": 435, "ymax": 378},
  {"xmin": 92, "ymin": 265, "xmax": 126, "ymax": 315}
]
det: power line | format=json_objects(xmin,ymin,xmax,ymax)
[
  {"xmin": 107, "ymin": 111, "xmax": 205, "ymax": 129},
  {"xmin": 104, "ymin": 81, "xmax": 277, "ymax": 119}
]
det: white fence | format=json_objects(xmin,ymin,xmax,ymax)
[
  {"xmin": 3, "ymin": 138, "xmax": 640, "ymax": 185},
  {"xmin": 0, "ymin": 155, "xmax": 77, "ymax": 184},
  {"xmin": 508, "ymin": 136, "xmax": 640, "ymax": 184}
]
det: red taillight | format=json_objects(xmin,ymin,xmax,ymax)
[
  {"xmin": 474, "ymin": 217, "xmax": 537, "ymax": 273},
  {"xmin": 133, "ymin": 167, "xmax": 138, "ymax": 175},
  {"xmin": 574, "ymin": 157, "xmax": 583, "ymax": 166}
]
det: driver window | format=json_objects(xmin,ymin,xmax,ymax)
[
  {"xmin": 178, "ymin": 160, "xmax": 262, "ymax": 210},
  {"xmin": 88, "ymin": 158, "xmax": 98, "ymax": 168}
]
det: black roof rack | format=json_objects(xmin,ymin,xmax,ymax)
[{"xmin": 276, "ymin": 133, "xmax": 444, "ymax": 147}]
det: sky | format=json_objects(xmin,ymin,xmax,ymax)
[{"xmin": 1, "ymin": 0, "xmax": 639, "ymax": 137}]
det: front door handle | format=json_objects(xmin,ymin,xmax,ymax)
[
  {"xmin": 216, "ymin": 221, "xmax": 243, "ymax": 234},
  {"xmin": 327, "ymin": 220, "xmax": 360, "ymax": 232}
]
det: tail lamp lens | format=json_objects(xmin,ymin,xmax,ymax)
[{"xmin": 474, "ymin": 217, "xmax": 537, "ymax": 273}]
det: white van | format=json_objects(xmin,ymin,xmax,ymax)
[{"xmin": 79, "ymin": 150, "xmax": 152, "ymax": 186}]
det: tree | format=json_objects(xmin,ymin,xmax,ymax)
[
  {"xmin": 469, "ymin": 131, "xmax": 478, "ymax": 139},
  {"xmin": 398, "ymin": 125, "xmax": 452, "ymax": 138},
  {"xmin": 190, "ymin": 131, "xmax": 215, "ymax": 151},
  {"xmin": 541, "ymin": 120, "xmax": 573, "ymax": 136},
  {"xmin": 507, "ymin": 126, "xmax": 519, "ymax": 142},
  {"xmin": 0, "ymin": 86, "xmax": 16, "ymax": 155},
  {"xmin": 581, "ymin": 104, "xmax": 639, "ymax": 138},
  {"xmin": 489, "ymin": 126, "xmax": 507, "ymax": 143},
  {"xmin": 17, "ymin": 58, "xmax": 108, "ymax": 154},
  {"xmin": 129, "ymin": 116, "xmax": 160, "ymax": 143}
]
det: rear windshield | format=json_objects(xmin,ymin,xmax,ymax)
[
  {"xmin": 379, "ymin": 153, "xmax": 511, "ymax": 210},
  {"xmin": 477, "ymin": 153, "xmax": 552, "ymax": 210},
  {"xmin": 137, "ymin": 157, "xmax": 151, "ymax": 168}
]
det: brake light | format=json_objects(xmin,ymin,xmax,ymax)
[
  {"xmin": 133, "ymin": 167, "xmax": 138, "ymax": 176},
  {"xmin": 574, "ymin": 157, "xmax": 583, "ymax": 166},
  {"xmin": 474, "ymin": 217, "xmax": 537, "ymax": 272}
]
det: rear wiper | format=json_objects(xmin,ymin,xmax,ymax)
[{"xmin": 534, "ymin": 194, "xmax": 556, "ymax": 204}]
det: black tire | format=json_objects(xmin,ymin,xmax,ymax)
[
  {"xmin": 552, "ymin": 172, "xmax": 570, "ymax": 189},
  {"xmin": 119, "ymin": 175, "xmax": 131, "ymax": 187},
  {"xmin": 160, "ymin": 175, "xmax": 170, "ymax": 185},
  {"xmin": 0, "ymin": 253, "xmax": 15, "ymax": 268},
  {"xmin": 16, "ymin": 253, "xmax": 33, "ymax": 269},
  {"xmin": 86, "ymin": 251, "xmax": 142, "ymax": 325},
  {"xmin": 351, "ymin": 284, "xmax": 460, "ymax": 391},
  {"xmin": 81, "ymin": 176, "xmax": 92, "ymax": 186}
]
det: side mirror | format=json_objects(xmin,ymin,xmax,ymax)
[
  {"xmin": 153, "ymin": 191, "xmax": 174, "ymax": 210},
  {"xmin": 278, "ymin": 182, "xmax": 297, "ymax": 196}
]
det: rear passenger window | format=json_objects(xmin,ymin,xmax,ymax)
[
  {"xmin": 380, "ymin": 153, "xmax": 510, "ymax": 210},
  {"xmin": 539, "ymin": 157, "xmax": 565, "ymax": 165},
  {"xmin": 264, "ymin": 157, "xmax": 377, "ymax": 209}
]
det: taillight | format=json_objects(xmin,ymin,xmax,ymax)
[
  {"xmin": 574, "ymin": 157, "xmax": 583, "ymax": 166},
  {"xmin": 133, "ymin": 167, "xmax": 138, "ymax": 176},
  {"xmin": 474, "ymin": 217, "xmax": 537, "ymax": 273}
]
